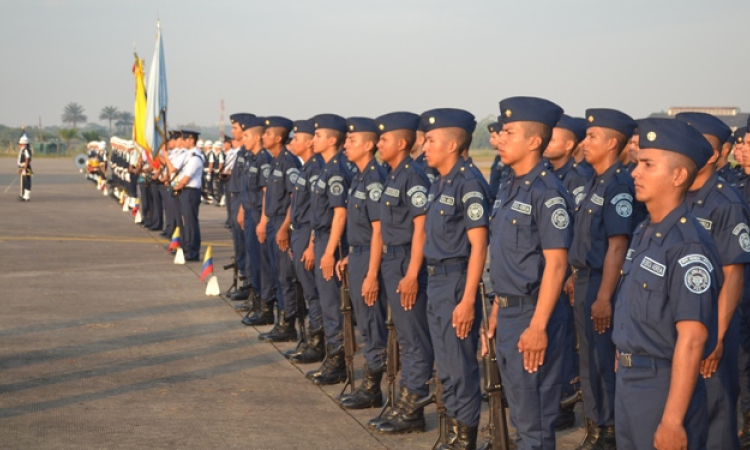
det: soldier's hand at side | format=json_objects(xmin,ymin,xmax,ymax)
[
  {"xmin": 276, "ymin": 227, "xmax": 289, "ymax": 252},
  {"xmin": 700, "ymin": 341, "xmax": 723, "ymax": 378},
  {"xmin": 256, "ymin": 221, "xmax": 266, "ymax": 244},
  {"xmin": 335, "ymin": 256, "xmax": 348, "ymax": 281},
  {"xmin": 590, "ymin": 296, "xmax": 612, "ymax": 334},
  {"xmin": 396, "ymin": 274, "xmax": 418, "ymax": 311},
  {"xmin": 564, "ymin": 275, "xmax": 575, "ymax": 305},
  {"xmin": 320, "ymin": 253, "xmax": 335, "ymax": 281},
  {"xmin": 518, "ymin": 326, "xmax": 547, "ymax": 373},
  {"xmin": 452, "ymin": 300, "xmax": 475, "ymax": 340},
  {"xmin": 237, "ymin": 212, "xmax": 244, "ymax": 230},
  {"xmin": 361, "ymin": 273, "xmax": 379, "ymax": 307},
  {"xmin": 654, "ymin": 420, "xmax": 687, "ymax": 450},
  {"xmin": 301, "ymin": 246, "xmax": 315, "ymax": 271}
]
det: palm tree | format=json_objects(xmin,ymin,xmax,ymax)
[
  {"xmin": 99, "ymin": 106, "xmax": 119, "ymax": 138},
  {"xmin": 81, "ymin": 131, "xmax": 101, "ymax": 142},
  {"xmin": 62, "ymin": 102, "xmax": 87, "ymax": 130},
  {"xmin": 58, "ymin": 128, "xmax": 78, "ymax": 154},
  {"xmin": 116, "ymin": 111, "xmax": 134, "ymax": 136}
]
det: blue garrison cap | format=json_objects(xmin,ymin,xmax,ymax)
[
  {"xmin": 181, "ymin": 129, "xmax": 200, "ymax": 140},
  {"xmin": 498, "ymin": 96, "xmax": 563, "ymax": 128},
  {"xmin": 585, "ymin": 108, "xmax": 637, "ymax": 137},
  {"xmin": 487, "ymin": 121, "xmax": 501, "ymax": 133},
  {"xmin": 556, "ymin": 115, "xmax": 588, "ymax": 142},
  {"xmin": 375, "ymin": 112, "xmax": 421, "ymax": 133},
  {"xmin": 735, "ymin": 127, "xmax": 747, "ymax": 145},
  {"xmin": 223, "ymin": 135, "xmax": 232, "ymax": 143},
  {"xmin": 675, "ymin": 112, "xmax": 732, "ymax": 143},
  {"xmin": 420, "ymin": 108, "xmax": 476, "ymax": 133},
  {"xmin": 241, "ymin": 116, "xmax": 266, "ymax": 131},
  {"xmin": 292, "ymin": 120, "xmax": 315, "ymax": 135},
  {"xmin": 230, "ymin": 113, "xmax": 254, "ymax": 125},
  {"xmin": 168, "ymin": 130, "xmax": 179, "ymax": 140},
  {"xmin": 313, "ymin": 114, "xmax": 347, "ymax": 134},
  {"xmin": 638, "ymin": 118, "xmax": 713, "ymax": 168},
  {"xmin": 263, "ymin": 116, "xmax": 293, "ymax": 132},
  {"xmin": 346, "ymin": 117, "xmax": 379, "ymax": 134}
]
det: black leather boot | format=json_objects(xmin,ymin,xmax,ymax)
[
  {"xmin": 292, "ymin": 329, "xmax": 325, "ymax": 365},
  {"xmin": 376, "ymin": 390, "xmax": 426, "ymax": 434},
  {"xmin": 554, "ymin": 404, "xmax": 576, "ymax": 431},
  {"xmin": 242, "ymin": 299, "xmax": 274, "ymax": 326},
  {"xmin": 596, "ymin": 426, "xmax": 616, "ymax": 450},
  {"xmin": 436, "ymin": 417, "xmax": 459, "ymax": 450},
  {"xmin": 450, "ymin": 420, "xmax": 477, "ymax": 450},
  {"xmin": 339, "ymin": 365, "xmax": 384, "ymax": 409},
  {"xmin": 368, "ymin": 386, "xmax": 408, "ymax": 429},
  {"xmin": 260, "ymin": 312, "xmax": 297, "ymax": 343},
  {"xmin": 576, "ymin": 419, "xmax": 601, "ymax": 450},
  {"xmin": 741, "ymin": 411, "xmax": 750, "ymax": 449},
  {"xmin": 284, "ymin": 339, "xmax": 308, "ymax": 359},
  {"xmin": 311, "ymin": 347, "xmax": 347, "ymax": 385},
  {"xmin": 229, "ymin": 287, "xmax": 250, "ymax": 301}
]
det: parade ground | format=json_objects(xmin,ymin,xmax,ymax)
[{"xmin": 0, "ymin": 158, "xmax": 584, "ymax": 449}]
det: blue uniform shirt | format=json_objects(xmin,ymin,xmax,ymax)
[
  {"xmin": 489, "ymin": 161, "xmax": 574, "ymax": 297},
  {"xmin": 347, "ymin": 159, "xmax": 387, "ymax": 247},
  {"xmin": 264, "ymin": 148, "xmax": 301, "ymax": 218},
  {"xmin": 414, "ymin": 152, "xmax": 438, "ymax": 185},
  {"xmin": 310, "ymin": 153, "xmax": 353, "ymax": 233},
  {"xmin": 380, "ymin": 156, "xmax": 430, "ymax": 247},
  {"xmin": 291, "ymin": 154, "xmax": 324, "ymax": 229},
  {"xmin": 568, "ymin": 161, "xmax": 642, "ymax": 270},
  {"xmin": 716, "ymin": 163, "xmax": 735, "ymax": 183},
  {"xmin": 229, "ymin": 147, "xmax": 246, "ymax": 195},
  {"xmin": 731, "ymin": 171, "xmax": 750, "ymax": 202},
  {"xmin": 685, "ymin": 173, "xmax": 750, "ymax": 266},
  {"xmin": 488, "ymin": 154, "xmax": 510, "ymax": 202},
  {"xmin": 424, "ymin": 158, "xmax": 490, "ymax": 263},
  {"xmin": 242, "ymin": 148, "xmax": 272, "ymax": 211},
  {"xmin": 551, "ymin": 157, "xmax": 590, "ymax": 205},
  {"xmin": 613, "ymin": 204, "xmax": 721, "ymax": 361}
]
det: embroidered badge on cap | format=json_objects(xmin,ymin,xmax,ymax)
[{"xmin": 647, "ymin": 131, "xmax": 657, "ymax": 142}]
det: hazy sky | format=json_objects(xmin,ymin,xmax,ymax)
[{"xmin": 2, "ymin": 0, "xmax": 748, "ymax": 129}]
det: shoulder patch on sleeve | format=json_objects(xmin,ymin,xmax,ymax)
[
  {"xmin": 684, "ymin": 267, "xmax": 711, "ymax": 294},
  {"xmin": 328, "ymin": 175, "xmax": 344, "ymax": 185},
  {"xmin": 545, "ymin": 196, "xmax": 565, "ymax": 208},
  {"xmin": 611, "ymin": 193, "xmax": 633, "ymax": 204},
  {"xmin": 407, "ymin": 185, "xmax": 428, "ymax": 196},
  {"xmin": 678, "ymin": 254, "xmax": 714, "ymax": 272},
  {"xmin": 732, "ymin": 223, "xmax": 750, "ymax": 235},
  {"xmin": 462, "ymin": 191, "xmax": 484, "ymax": 204}
]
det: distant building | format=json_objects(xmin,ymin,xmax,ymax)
[{"xmin": 649, "ymin": 107, "xmax": 749, "ymax": 131}]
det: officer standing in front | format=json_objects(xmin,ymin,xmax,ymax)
[
  {"xmin": 613, "ymin": 118, "xmax": 721, "ymax": 450},
  {"xmin": 676, "ymin": 112, "xmax": 750, "ymax": 450},
  {"xmin": 487, "ymin": 97, "xmax": 572, "ymax": 450},
  {"xmin": 567, "ymin": 108, "xmax": 640, "ymax": 449},
  {"xmin": 17, "ymin": 131, "xmax": 32, "ymax": 202},
  {"xmin": 421, "ymin": 108, "xmax": 489, "ymax": 449}
]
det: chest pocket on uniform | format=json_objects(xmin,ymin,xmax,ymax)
[
  {"xmin": 504, "ymin": 212, "xmax": 534, "ymax": 251},
  {"xmin": 632, "ymin": 269, "xmax": 667, "ymax": 326},
  {"xmin": 382, "ymin": 194, "xmax": 404, "ymax": 225}
]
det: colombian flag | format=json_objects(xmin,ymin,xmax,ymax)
[
  {"xmin": 167, "ymin": 227, "xmax": 181, "ymax": 252},
  {"xmin": 200, "ymin": 246, "xmax": 214, "ymax": 282}
]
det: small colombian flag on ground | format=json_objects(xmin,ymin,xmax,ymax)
[
  {"xmin": 200, "ymin": 246, "xmax": 214, "ymax": 282},
  {"xmin": 168, "ymin": 227, "xmax": 181, "ymax": 252}
]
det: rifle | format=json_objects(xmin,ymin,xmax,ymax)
[
  {"xmin": 376, "ymin": 305, "xmax": 400, "ymax": 420},
  {"xmin": 477, "ymin": 282, "xmax": 511, "ymax": 450},
  {"xmin": 339, "ymin": 242, "xmax": 356, "ymax": 397},
  {"xmin": 430, "ymin": 374, "xmax": 447, "ymax": 450},
  {"xmin": 223, "ymin": 257, "xmax": 239, "ymax": 295},
  {"xmin": 289, "ymin": 256, "xmax": 308, "ymax": 348}
]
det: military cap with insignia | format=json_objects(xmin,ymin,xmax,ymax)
[
  {"xmin": 735, "ymin": 127, "xmax": 747, "ymax": 144},
  {"xmin": 556, "ymin": 114, "xmax": 588, "ymax": 142},
  {"xmin": 420, "ymin": 108, "xmax": 477, "ymax": 133},
  {"xmin": 241, "ymin": 115, "xmax": 266, "ymax": 131},
  {"xmin": 637, "ymin": 118, "xmax": 713, "ymax": 168},
  {"xmin": 375, "ymin": 112, "xmax": 421, "ymax": 133},
  {"xmin": 224, "ymin": 135, "xmax": 233, "ymax": 143},
  {"xmin": 230, "ymin": 112, "xmax": 254, "ymax": 125},
  {"xmin": 675, "ymin": 112, "xmax": 732, "ymax": 143},
  {"xmin": 585, "ymin": 108, "xmax": 637, "ymax": 137},
  {"xmin": 181, "ymin": 129, "xmax": 201, "ymax": 140},
  {"xmin": 312, "ymin": 114, "xmax": 347, "ymax": 134},
  {"xmin": 487, "ymin": 120, "xmax": 501, "ymax": 134},
  {"xmin": 346, "ymin": 117, "xmax": 379, "ymax": 133},
  {"xmin": 264, "ymin": 116, "xmax": 293, "ymax": 132},
  {"xmin": 292, "ymin": 119, "xmax": 315, "ymax": 135},
  {"xmin": 499, "ymin": 96, "xmax": 563, "ymax": 128}
]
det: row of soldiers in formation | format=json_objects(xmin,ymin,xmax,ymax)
[{"xmin": 86, "ymin": 100, "xmax": 750, "ymax": 450}]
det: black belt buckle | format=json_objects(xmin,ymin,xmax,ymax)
[
  {"xmin": 620, "ymin": 353, "xmax": 632, "ymax": 368},
  {"xmin": 427, "ymin": 265, "xmax": 436, "ymax": 276},
  {"xmin": 496, "ymin": 296, "xmax": 509, "ymax": 308}
]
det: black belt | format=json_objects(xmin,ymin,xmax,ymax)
[
  {"xmin": 426, "ymin": 261, "xmax": 467, "ymax": 276},
  {"xmin": 382, "ymin": 244, "xmax": 411, "ymax": 255},
  {"xmin": 182, "ymin": 187, "xmax": 199, "ymax": 191},
  {"xmin": 349, "ymin": 245, "xmax": 369, "ymax": 254},
  {"xmin": 618, "ymin": 353, "xmax": 671, "ymax": 369},
  {"xmin": 572, "ymin": 267, "xmax": 601, "ymax": 279},
  {"xmin": 494, "ymin": 294, "xmax": 537, "ymax": 309}
]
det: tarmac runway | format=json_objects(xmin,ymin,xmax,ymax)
[{"xmin": 0, "ymin": 158, "xmax": 584, "ymax": 449}]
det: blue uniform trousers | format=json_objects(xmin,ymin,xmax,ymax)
[
  {"xmin": 228, "ymin": 193, "xmax": 247, "ymax": 279},
  {"xmin": 160, "ymin": 185, "xmax": 174, "ymax": 237},
  {"xmin": 313, "ymin": 231, "xmax": 343, "ymax": 350},
  {"xmin": 426, "ymin": 271, "xmax": 481, "ymax": 427},
  {"xmin": 559, "ymin": 294, "xmax": 578, "ymax": 398},
  {"xmin": 267, "ymin": 215, "xmax": 296, "ymax": 318},
  {"xmin": 705, "ymin": 313, "xmax": 740, "ymax": 450},
  {"xmin": 291, "ymin": 227, "xmax": 322, "ymax": 331},
  {"xmin": 496, "ymin": 302, "xmax": 565, "ymax": 450},
  {"xmin": 573, "ymin": 271, "xmax": 616, "ymax": 427},
  {"xmin": 139, "ymin": 182, "xmax": 151, "ymax": 225},
  {"xmin": 244, "ymin": 208, "xmax": 275, "ymax": 302},
  {"xmin": 381, "ymin": 250, "xmax": 433, "ymax": 397},
  {"xmin": 178, "ymin": 188, "xmax": 201, "ymax": 260},
  {"xmin": 615, "ymin": 363, "xmax": 708, "ymax": 450},
  {"xmin": 348, "ymin": 249, "xmax": 387, "ymax": 370},
  {"xmin": 171, "ymin": 191, "xmax": 183, "ymax": 236},
  {"xmin": 739, "ymin": 290, "xmax": 750, "ymax": 414},
  {"xmin": 148, "ymin": 182, "xmax": 163, "ymax": 230}
]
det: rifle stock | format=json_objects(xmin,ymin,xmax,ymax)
[
  {"xmin": 223, "ymin": 257, "xmax": 239, "ymax": 295},
  {"xmin": 339, "ymin": 242, "xmax": 356, "ymax": 396},
  {"xmin": 377, "ymin": 305, "xmax": 400, "ymax": 419},
  {"xmin": 289, "ymin": 256, "xmax": 308, "ymax": 346}
]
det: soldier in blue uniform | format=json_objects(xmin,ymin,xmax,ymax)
[
  {"xmin": 487, "ymin": 120, "xmax": 510, "ymax": 203},
  {"xmin": 255, "ymin": 117, "xmax": 300, "ymax": 342},
  {"xmin": 335, "ymin": 117, "xmax": 389, "ymax": 409},
  {"xmin": 486, "ymin": 97, "xmax": 572, "ymax": 450},
  {"xmin": 717, "ymin": 131, "xmax": 737, "ymax": 183},
  {"xmin": 286, "ymin": 120, "xmax": 326, "ymax": 364},
  {"xmin": 613, "ymin": 118, "xmax": 721, "ymax": 450},
  {"xmin": 675, "ymin": 112, "xmax": 749, "ymax": 450},
  {"xmin": 567, "ymin": 108, "xmax": 641, "ymax": 449},
  {"xmin": 370, "ymin": 111, "xmax": 435, "ymax": 434},
  {"xmin": 306, "ymin": 114, "xmax": 352, "ymax": 385},
  {"xmin": 239, "ymin": 116, "xmax": 277, "ymax": 326},
  {"xmin": 412, "ymin": 121, "xmax": 438, "ymax": 184},
  {"xmin": 421, "ymin": 108, "xmax": 488, "ymax": 448}
]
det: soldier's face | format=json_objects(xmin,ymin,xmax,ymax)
[
  {"xmin": 488, "ymin": 131, "xmax": 499, "ymax": 150},
  {"xmin": 262, "ymin": 128, "xmax": 279, "ymax": 149},
  {"xmin": 231, "ymin": 123, "xmax": 243, "ymax": 140},
  {"xmin": 581, "ymin": 127, "xmax": 608, "ymax": 166},
  {"xmin": 733, "ymin": 144, "xmax": 742, "ymax": 164},
  {"xmin": 423, "ymin": 129, "xmax": 454, "ymax": 169},
  {"xmin": 628, "ymin": 135, "xmax": 640, "ymax": 162},
  {"xmin": 631, "ymin": 148, "xmax": 674, "ymax": 204},
  {"xmin": 290, "ymin": 133, "xmax": 311, "ymax": 156},
  {"xmin": 344, "ymin": 133, "xmax": 371, "ymax": 164},
  {"xmin": 377, "ymin": 131, "xmax": 400, "ymax": 164},
  {"xmin": 412, "ymin": 131, "xmax": 425, "ymax": 155},
  {"xmin": 544, "ymin": 128, "xmax": 572, "ymax": 160},
  {"xmin": 496, "ymin": 122, "xmax": 530, "ymax": 167}
]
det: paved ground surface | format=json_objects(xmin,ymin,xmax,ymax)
[{"xmin": 0, "ymin": 158, "xmax": 584, "ymax": 449}]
